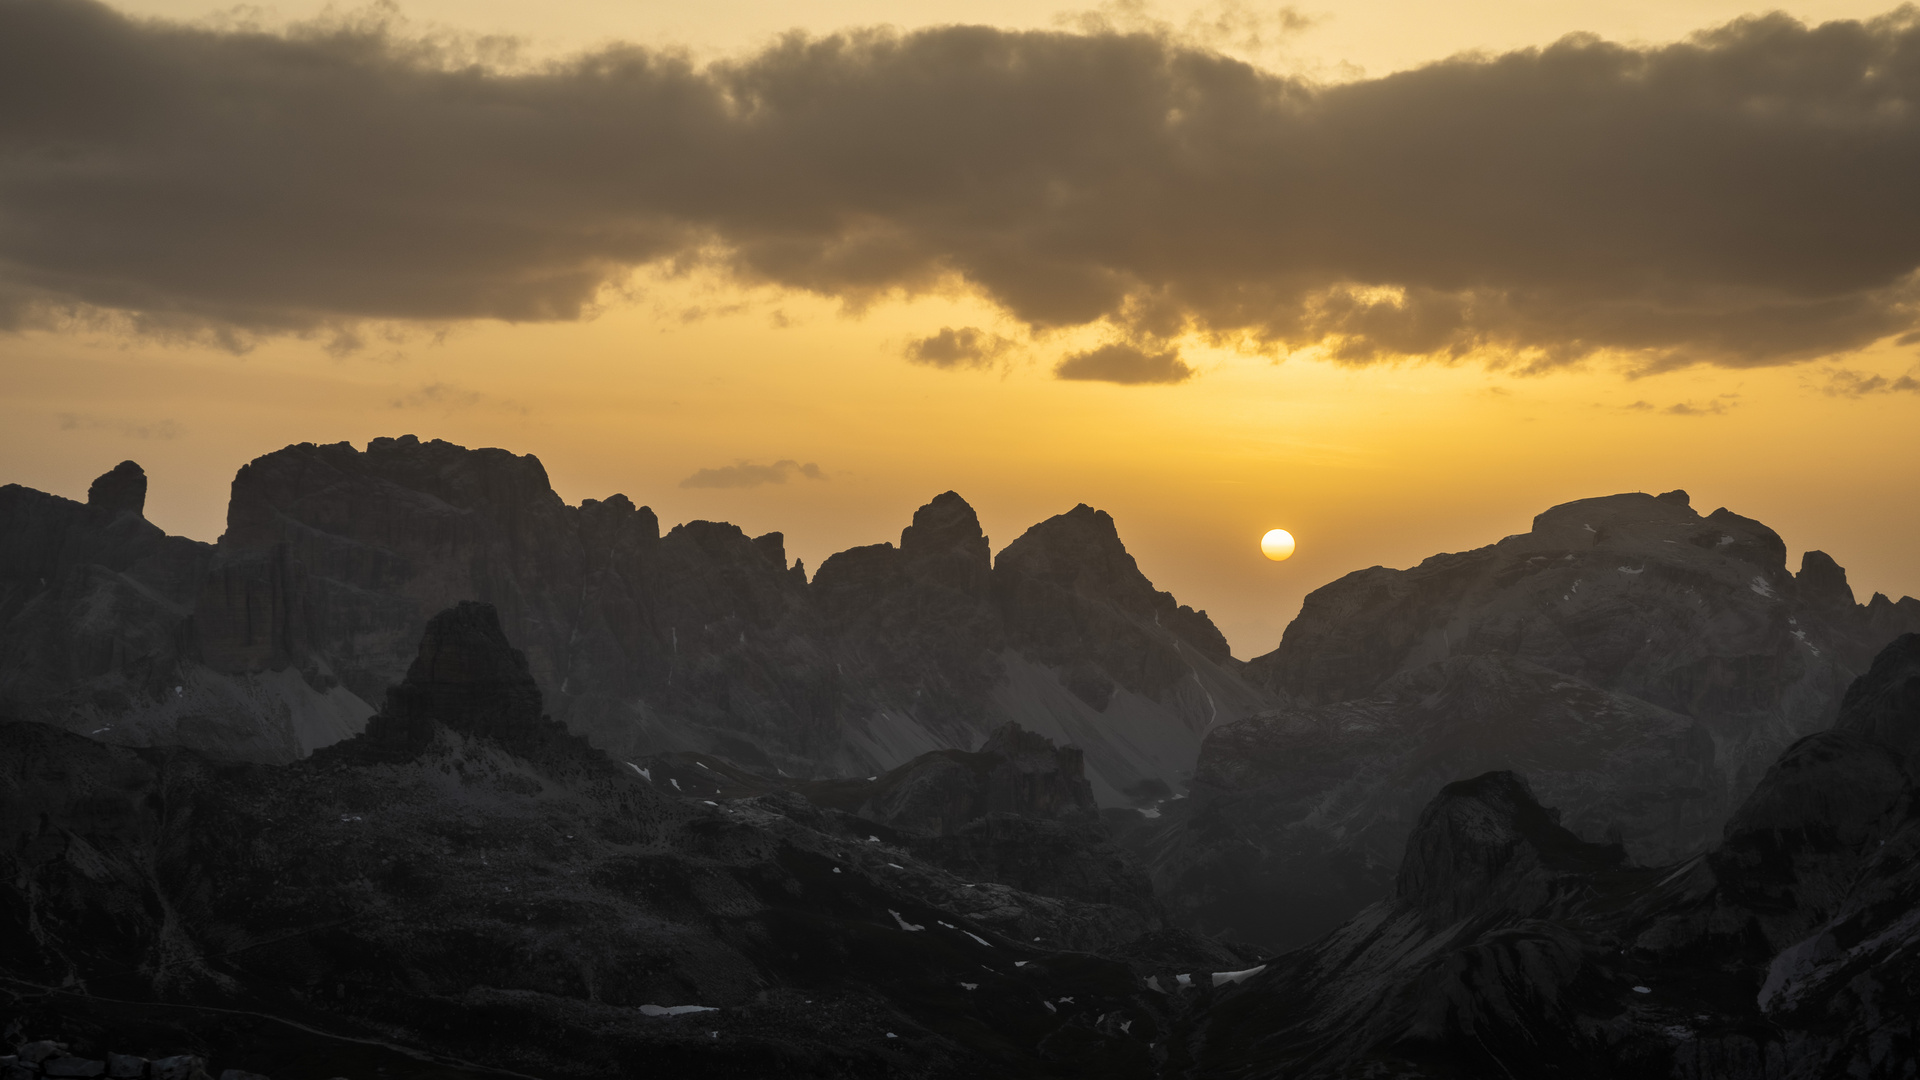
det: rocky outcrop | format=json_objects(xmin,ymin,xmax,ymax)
[
  {"xmin": 1141, "ymin": 653, "xmax": 1717, "ymax": 948},
  {"xmin": 0, "ymin": 440, "xmax": 1268, "ymax": 802},
  {"xmin": 1151, "ymin": 490, "xmax": 1920, "ymax": 948},
  {"xmin": 1189, "ymin": 632, "xmax": 1920, "ymax": 1079},
  {"xmin": 793, "ymin": 723, "xmax": 1159, "ymax": 917},
  {"xmin": 0, "ymin": 466, "xmax": 334, "ymax": 763},
  {"xmin": 1247, "ymin": 489, "xmax": 1920, "ymax": 797},
  {"xmin": 0, "ymin": 1041, "xmax": 224, "ymax": 1080},
  {"xmin": 1395, "ymin": 771, "xmax": 1627, "ymax": 925},
  {"xmin": 814, "ymin": 496, "xmax": 1270, "ymax": 801},
  {"xmin": 0, "ymin": 604, "xmax": 1237, "ymax": 1079}
]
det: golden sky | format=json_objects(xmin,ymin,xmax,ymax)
[{"xmin": 3, "ymin": 0, "xmax": 1917, "ymax": 656}]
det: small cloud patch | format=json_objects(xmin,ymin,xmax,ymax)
[
  {"xmin": 906, "ymin": 326, "xmax": 1014, "ymax": 369},
  {"xmin": 679, "ymin": 460, "xmax": 827, "ymax": 489},
  {"xmin": 1817, "ymin": 367, "xmax": 1920, "ymax": 397},
  {"xmin": 1054, "ymin": 343, "xmax": 1194, "ymax": 385}
]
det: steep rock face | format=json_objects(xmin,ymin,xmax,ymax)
[
  {"xmin": 1144, "ymin": 653, "xmax": 1716, "ymax": 948},
  {"xmin": 1191, "ymin": 633, "xmax": 1920, "ymax": 1079},
  {"xmin": 0, "ymin": 466, "xmax": 347, "ymax": 763},
  {"xmin": 983, "ymin": 505, "xmax": 1270, "ymax": 804},
  {"xmin": 1189, "ymin": 768, "xmax": 1634, "ymax": 1078},
  {"xmin": 811, "ymin": 490, "xmax": 1006, "ymax": 752},
  {"xmin": 0, "ymin": 604, "xmax": 1238, "ymax": 1079},
  {"xmin": 0, "ymin": 440, "xmax": 1268, "ymax": 803},
  {"xmin": 1248, "ymin": 489, "xmax": 1920, "ymax": 798},
  {"xmin": 192, "ymin": 436, "xmax": 834, "ymax": 771},
  {"xmin": 1395, "ymin": 771, "xmax": 1627, "ymax": 925},
  {"xmin": 1170, "ymin": 490, "xmax": 1920, "ymax": 948}
]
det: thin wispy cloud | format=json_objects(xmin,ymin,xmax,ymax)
[
  {"xmin": 679, "ymin": 460, "xmax": 828, "ymax": 489},
  {"xmin": 57, "ymin": 413, "xmax": 184, "ymax": 440},
  {"xmin": 4, "ymin": 2, "xmax": 1920, "ymax": 371},
  {"xmin": 389, "ymin": 381, "xmax": 528, "ymax": 415},
  {"xmin": 1817, "ymin": 368, "xmax": 1920, "ymax": 397}
]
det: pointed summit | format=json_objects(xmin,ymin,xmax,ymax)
[
  {"xmin": 336, "ymin": 601, "xmax": 580, "ymax": 763},
  {"xmin": 900, "ymin": 491, "xmax": 990, "ymax": 595},
  {"xmin": 1396, "ymin": 770, "xmax": 1625, "ymax": 924}
]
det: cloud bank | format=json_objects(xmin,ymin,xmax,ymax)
[
  {"xmin": 679, "ymin": 460, "xmax": 827, "ymax": 488},
  {"xmin": 5, "ymin": 0, "xmax": 1920, "ymax": 370}
]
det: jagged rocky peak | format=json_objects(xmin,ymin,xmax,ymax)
[
  {"xmin": 899, "ymin": 490, "xmax": 991, "ymax": 592},
  {"xmin": 994, "ymin": 503, "xmax": 1232, "ymax": 666},
  {"xmin": 1797, "ymin": 549, "xmax": 1856, "ymax": 610},
  {"xmin": 996, "ymin": 504, "xmax": 1154, "ymax": 607},
  {"xmin": 85, "ymin": 460, "xmax": 147, "ymax": 521},
  {"xmin": 1396, "ymin": 770, "xmax": 1625, "ymax": 925}
]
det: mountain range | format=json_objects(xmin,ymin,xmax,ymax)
[{"xmin": 5, "ymin": 437, "xmax": 1920, "ymax": 1077}]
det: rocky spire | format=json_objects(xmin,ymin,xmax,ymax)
[
  {"xmin": 85, "ymin": 460, "xmax": 146, "ymax": 521},
  {"xmin": 334, "ymin": 601, "xmax": 587, "ymax": 764}
]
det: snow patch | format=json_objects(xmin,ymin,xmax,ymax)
[
  {"xmin": 1617, "ymin": 566, "xmax": 1644, "ymax": 575},
  {"xmin": 963, "ymin": 931, "xmax": 993, "ymax": 948},
  {"xmin": 625, "ymin": 762, "xmax": 652, "ymax": 782},
  {"xmin": 640, "ymin": 1004, "xmax": 717, "ymax": 1017},
  {"xmin": 1750, "ymin": 576, "xmax": 1776, "ymax": 598},
  {"xmin": 1211, "ymin": 965, "xmax": 1267, "ymax": 986},
  {"xmin": 889, "ymin": 909, "xmax": 925, "ymax": 932}
]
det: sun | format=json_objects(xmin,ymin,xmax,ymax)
[{"xmin": 1261, "ymin": 529, "xmax": 1296, "ymax": 561}]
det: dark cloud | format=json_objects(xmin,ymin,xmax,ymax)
[
  {"xmin": 904, "ymin": 326, "xmax": 1014, "ymax": 368},
  {"xmin": 1055, "ymin": 342, "xmax": 1195, "ymax": 384},
  {"xmin": 679, "ymin": 459, "xmax": 827, "ymax": 488},
  {"xmin": 5, "ymin": 1, "xmax": 1920, "ymax": 369},
  {"xmin": 1818, "ymin": 367, "xmax": 1920, "ymax": 396}
]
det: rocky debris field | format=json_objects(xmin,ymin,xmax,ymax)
[{"xmin": 3, "ymin": 1038, "xmax": 255, "ymax": 1080}]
